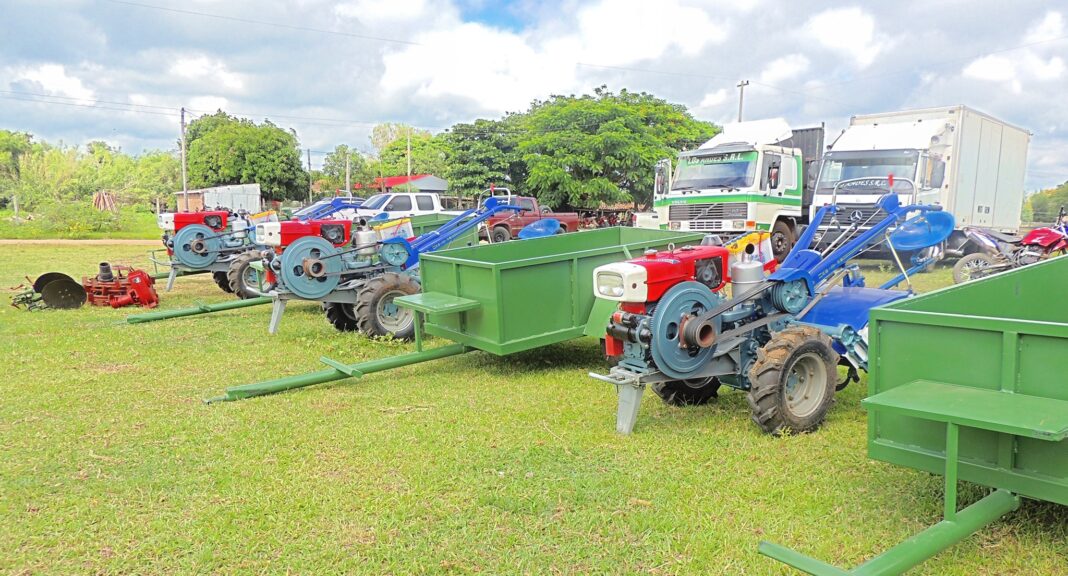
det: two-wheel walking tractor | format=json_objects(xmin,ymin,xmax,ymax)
[
  {"xmin": 259, "ymin": 197, "xmax": 519, "ymax": 336},
  {"xmin": 590, "ymin": 192, "xmax": 956, "ymax": 435},
  {"xmin": 154, "ymin": 209, "xmax": 275, "ymax": 298}
]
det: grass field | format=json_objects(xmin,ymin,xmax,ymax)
[
  {"xmin": 0, "ymin": 210, "xmax": 160, "ymax": 240},
  {"xmin": 1, "ymin": 244, "xmax": 1065, "ymax": 575}
]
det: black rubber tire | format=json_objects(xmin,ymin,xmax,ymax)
[
  {"xmin": 952, "ymin": 252, "xmax": 998, "ymax": 284},
  {"xmin": 771, "ymin": 220, "xmax": 794, "ymax": 263},
  {"xmin": 491, "ymin": 226, "xmax": 511, "ymax": 243},
  {"xmin": 212, "ymin": 271, "xmax": 234, "ymax": 293},
  {"xmin": 354, "ymin": 272, "xmax": 421, "ymax": 340},
  {"xmin": 324, "ymin": 302, "xmax": 360, "ymax": 332},
  {"xmin": 653, "ymin": 377, "xmax": 721, "ymax": 406},
  {"xmin": 554, "ymin": 224, "xmax": 565, "ymax": 235},
  {"xmin": 746, "ymin": 326, "xmax": 839, "ymax": 435},
  {"xmin": 226, "ymin": 252, "xmax": 261, "ymax": 299}
]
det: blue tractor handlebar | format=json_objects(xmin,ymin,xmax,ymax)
[
  {"xmin": 381, "ymin": 197, "xmax": 522, "ymax": 270},
  {"xmin": 772, "ymin": 194, "xmax": 951, "ymax": 294},
  {"xmin": 294, "ymin": 197, "xmax": 365, "ymax": 221}
]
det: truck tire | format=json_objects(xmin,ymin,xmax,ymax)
[
  {"xmin": 226, "ymin": 252, "xmax": 261, "ymax": 299},
  {"xmin": 771, "ymin": 220, "xmax": 794, "ymax": 262},
  {"xmin": 212, "ymin": 271, "xmax": 234, "ymax": 294},
  {"xmin": 354, "ymin": 272, "xmax": 420, "ymax": 340},
  {"xmin": 555, "ymin": 224, "xmax": 566, "ymax": 234},
  {"xmin": 491, "ymin": 226, "xmax": 511, "ymax": 243},
  {"xmin": 746, "ymin": 326, "xmax": 838, "ymax": 435},
  {"xmin": 324, "ymin": 302, "xmax": 360, "ymax": 332},
  {"xmin": 952, "ymin": 252, "xmax": 998, "ymax": 284},
  {"xmin": 653, "ymin": 377, "xmax": 721, "ymax": 406}
]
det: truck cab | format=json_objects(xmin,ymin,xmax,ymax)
[
  {"xmin": 654, "ymin": 119, "xmax": 824, "ymax": 262},
  {"xmin": 355, "ymin": 192, "xmax": 446, "ymax": 221}
]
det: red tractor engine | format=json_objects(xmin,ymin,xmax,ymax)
[
  {"xmin": 173, "ymin": 211, "xmax": 228, "ymax": 233},
  {"xmin": 83, "ymin": 263, "xmax": 160, "ymax": 308},
  {"xmin": 257, "ymin": 219, "xmax": 353, "ymax": 253},
  {"xmin": 594, "ymin": 244, "xmax": 730, "ymax": 357}
]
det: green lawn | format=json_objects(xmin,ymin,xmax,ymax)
[
  {"xmin": 1, "ymin": 245, "xmax": 1064, "ymax": 575},
  {"xmin": 0, "ymin": 210, "xmax": 160, "ymax": 240}
]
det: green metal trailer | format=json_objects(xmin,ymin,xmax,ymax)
[
  {"xmin": 761, "ymin": 256, "xmax": 1068, "ymax": 575},
  {"xmin": 208, "ymin": 227, "xmax": 704, "ymax": 402}
]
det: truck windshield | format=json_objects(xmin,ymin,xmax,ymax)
[
  {"xmin": 672, "ymin": 151, "xmax": 757, "ymax": 191},
  {"xmin": 362, "ymin": 194, "xmax": 389, "ymax": 209},
  {"xmin": 817, "ymin": 150, "xmax": 919, "ymax": 194}
]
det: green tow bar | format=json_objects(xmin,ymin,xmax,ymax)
[
  {"xmin": 126, "ymin": 296, "xmax": 272, "ymax": 324},
  {"xmin": 759, "ymin": 421, "xmax": 1022, "ymax": 576},
  {"xmin": 204, "ymin": 308, "xmax": 470, "ymax": 403},
  {"xmin": 148, "ymin": 269, "xmax": 208, "ymax": 281}
]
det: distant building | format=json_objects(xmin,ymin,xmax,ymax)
[
  {"xmin": 353, "ymin": 174, "xmax": 448, "ymax": 194},
  {"xmin": 174, "ymin": 184, "xmax": 262, "ymax": 212}
]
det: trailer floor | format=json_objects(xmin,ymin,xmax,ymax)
[{"xmin": 1, "ymin": 244, "xmax": 1065, "ymax": 575}]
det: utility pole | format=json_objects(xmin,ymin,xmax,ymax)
[
  {"xmin": 306, "ymin": 148, "xmax": 313, "ymax": 203},
  {"xmin": 406, "ymin": 126, "xmax": 412, "ymax": 179},
  {"xmin": 736, "ymin": 80, "xmax": 749, "ymax": 122},
  {"xmin": 344, "ymin": 148, "xmax": 351, "ymax": 196},
  {"xmin": 180, "ymin": 106, "xmax": 189, "ymax": 212}
]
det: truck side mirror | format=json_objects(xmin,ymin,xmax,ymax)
[
  {"xmin": 653, "ymin": 159, "xmax": 670, "ymax": 197},
  {"xmin": 768, "ymin": 163, "xmax": 780, "ymax": 190}
]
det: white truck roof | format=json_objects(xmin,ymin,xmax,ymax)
[
  {"xmin": 698, "ymin": 118, "xmax": 793, "ymax": 149},
  {"xmin": 831, "ymin": 121, "xmax": 950, "ymax": 151}
]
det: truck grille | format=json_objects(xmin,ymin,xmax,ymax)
[
  {"xmin": 837, "ymin": 203, "xmax": 885, "ymax": 224},
  {"xmin": 668, "ymin": 202, "xmax": 747, "ymax": 221}
]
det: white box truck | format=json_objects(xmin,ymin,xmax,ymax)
[
  {"xmin": 811, "ymin": 105, "xmax": 1031, "ymax": 253},
  {"xmin": 649, "ymin": 118, "xmax": 825, "ymax": 261}
]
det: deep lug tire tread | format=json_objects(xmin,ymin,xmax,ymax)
[
  {"xmin": 324, "ymin": 302, "xmax": 360, "ymax": 332},
  {"xmin": 353, "ymin": 272, "xmax": 420, "ymax": 340},
  {"xmin": 226, "ymin": 252, "xmax": 261, "ymax": 299},
  {"xmin": 746, "ymin": 326, "xmax": 839, "ymax": 435}
]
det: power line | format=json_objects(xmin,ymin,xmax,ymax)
[
  {"xmin": 102, "ymin": 0, "xmax": 421, "ymax": 46},
  {"xmin": 0, "ymin": 94, "xmax": 176, "ymax": 117}
]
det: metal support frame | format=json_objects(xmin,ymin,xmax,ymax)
[
  {"xmin": 759, "ymin": 422, "xmax": 1021, "ymax": 575},
  {"xmin": 126, "ymin": 296, "xmax": 273, "ymax": 324},
  {"xmin": 205, "ymin": 310, "xmax": 469, "ymax": 403}
]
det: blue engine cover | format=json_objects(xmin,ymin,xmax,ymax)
[{"xmin": 798, "ymin": 286, "xmax": 909, "ymax": 331}]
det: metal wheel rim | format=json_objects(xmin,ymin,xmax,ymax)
[
  {"xmin": 376, "ymin": 289, "xmax": 413, "ymax": 332},
  {"xmin": 962, "ymin": 257, "xmax": 992, "ymax": 281},
  {"xmin": 771, "ymin": 231, "xmax": 788, "ymax": 254},
  {"xmin": 784, "ymin": 352, "xmax": 828, "ymax": 418},
  {"xmin": 242, "ymin": 266, "xmax": 259, "ymax": 290}
]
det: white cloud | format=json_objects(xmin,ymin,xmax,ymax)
[
  {"xmin": 1025, "ymin": 10, "xmax": 1064, "ymax": 43},
  {"xmin": 169, "ymin": 56, "xmax": 244, "ymax": 92},
  {"xmin": 804, "ymin": 7, "xmax": 889, "ymax": 68},
  {"xmin": 189, "ymin": 95, "xmax": 230, "ymax": 112},
  {"xmin": 963, "ymin": 55, "xmax": 1016, "ymax": 82},
  {"xmin": 698, "ymin": 88, "xmax": 727, "ymax": 108},
  {"xmin": 758, "ymin": 54, "xmax": 810, "ymax": 85},
  {"xmin": 13, "ymin": 64, "xmax": 94, "ymax": 101}
]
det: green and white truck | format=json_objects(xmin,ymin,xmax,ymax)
[{"xmin": 649, "ymin": 119, "xmax": 824, "ymax": 261}]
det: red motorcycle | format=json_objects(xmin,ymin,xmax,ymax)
[{"xmin": 953, "ymin": 205, "xmax": 1068, "ymax": 283}]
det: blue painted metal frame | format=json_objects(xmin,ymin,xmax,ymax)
[
  {"xmin": 382, "ymin": 197, "xmax": 521, "ymax": 270},
  {"xmin": 293, "ymin": 197, "xmax": 365, "ymax": 221}
]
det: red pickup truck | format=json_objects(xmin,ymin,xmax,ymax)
[{"xmin": 484, "ymin": 196, "xmax": 581, "ymax": 242}]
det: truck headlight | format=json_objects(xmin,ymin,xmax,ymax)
[{"xmin": 595, "ymin": 272, "xmax": 625, "ymax": 298}]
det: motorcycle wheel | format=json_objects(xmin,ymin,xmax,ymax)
[{"xmin": 953, "ymin": 252, "xmax": 998, "ymax": 284}]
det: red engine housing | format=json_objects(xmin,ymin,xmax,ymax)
[
  {"xmin": 173, "ymin": 211, "xmax": 228, "ymax": 233},
  {"xmin": 631, "ymin": 245, "xmax": 731, "ymax": 302},
  {"xmin": 276, "ymin": 220, "xmax": 353, "ymax": 251}
]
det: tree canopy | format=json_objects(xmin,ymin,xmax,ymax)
[{"xmin": 186, "ymin": 111, "xmax": 307, "ymax": 201}]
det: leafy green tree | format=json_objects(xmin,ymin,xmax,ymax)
[
  {"xmin": 371, "ymin": 123, "xmax": 428, "ymax": 156},
  {"xmin": 518, "ymin": 87, "xmax": 717, "ymax": 209},
  {"xmin": 443, "ymin": 118, "xmax": 521, "ymax": 199},
  {"xmin": 1025, "ymin": 181, "xmax": 1068, "ymax": 223},
  {"xmin": 0, "ymin": 130, "xmax": 33, "ymax": 182},
  {"xmin": 378, "ymin": 132, "xmax": 449, "ymax": 178},
  {"xmin": 321, "ymin": 144, "xmax": 378, "ymax": 193},
  {"xmin": 186, "ymin": 113, "xmax": 307, "ymax": 200}
]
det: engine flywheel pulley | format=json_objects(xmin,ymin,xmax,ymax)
[
  {"xmin": 172, "ymin": 224, "xmax": 224, "ymax": 269},
  {"xmin": 650, "ymin": 281, "xmax": 721, "ymax": 379},
  {"xmin": 279, "ymin": 236, "xmax": 343, "ymax": 299}
]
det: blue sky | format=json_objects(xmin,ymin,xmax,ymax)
[{"xmin": 1, "ymin": 0, "xmax": 1066, "ymax": 190}]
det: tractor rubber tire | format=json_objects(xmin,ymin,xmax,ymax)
[
  {"xmin": 226, "ymin": 252, "xmax": 261, "ymax": 299},
  {"xmin": 324, "ymin": 302, "xmax": 360, "ymax": 332},
  {"xmin": 653, "ymin": 377, "xmax": 721, "ymax": 406},
  {"xmin": 213, "ymin": 271, "xmax": 234, "ymax": 293},
  {"xmin": 354, "ymin": 272, "xmax": 421, "ymax": 340},
  {"xmin": 952, "ymin": 252, "xmax": 998, "ymax": 284},
  {"xmin": 746, "ymin": 326, "xmax": 839, "ymax": 435},
  {"xmin": 771, "ymin": 220, "xmax": 794, "ymax": 263},
  {"xmin": 491, "ymin": 226, "xmax": 511, "ymax": 243}
]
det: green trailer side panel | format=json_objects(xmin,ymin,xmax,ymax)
[
  {"xmin": 419, "ymin": 227, "xmax": 704, "ymax": 355},
  {"xmin": 869, "ymin": 256, "xmax": 1068, "ymax": 507}
]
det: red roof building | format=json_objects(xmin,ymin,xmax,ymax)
[{"xmin": 353, "ymin": 174, "xmax": 448, "ymax": 194}]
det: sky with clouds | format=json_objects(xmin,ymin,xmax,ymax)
[{"xmin": 2, "ymin": 0, "xmax": 1066, "ymax": 190}]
